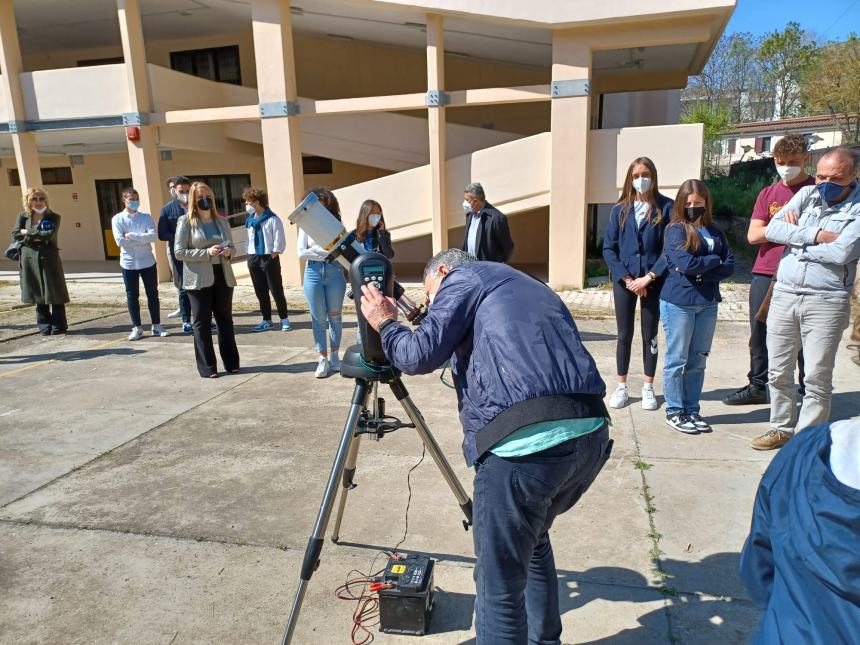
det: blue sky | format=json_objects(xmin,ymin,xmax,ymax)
[{"xmin": 726, "ymin": 0, "xmax": 860, "ymax": 42}]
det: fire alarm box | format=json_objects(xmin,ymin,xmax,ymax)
[{"xmin": 126, "ymin": 126, "xmax": 141, "ymax": 142}]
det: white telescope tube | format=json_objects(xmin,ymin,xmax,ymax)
[{"xmin": 288, "ymin": 191, "xmax": 363, "ymax": 270}]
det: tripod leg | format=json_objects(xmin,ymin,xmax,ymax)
[
  {"xmin": 390, "ymin": 378, "xmax": 473, "ymax": 529},
  {"xmin": 281, "ymin": 379, "xmax": 371, "ymax": 645},
  {"xmin": 331, "ymin": 428, "xmax": 362, "ymax": 543}
]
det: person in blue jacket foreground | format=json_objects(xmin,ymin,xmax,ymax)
[
  {"xmin": 660, "ymin": 179, "xmax": 734, "ymax": 434},
  {"xmin": 740, "ymin": 418, "xmax": 860, "ymax": 644},
  {"xmin": 360, "ymin": 248, "xmax": 612, "ymax": 645},
  {"xmin": 602, "ymin": 156, "xmax": 673, "ymax": 411}
]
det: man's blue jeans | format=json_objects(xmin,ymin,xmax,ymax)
[
  {"xmin": 660, "ymin": 300, "xmax": 718, "ymax": 415},
  {"xmin": 472, "ymin": 425, "xmax": 611, "ymax": 645}
]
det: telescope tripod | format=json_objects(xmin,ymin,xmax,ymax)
[{"xmin": 280, "ymin": 348, "xmax": 473, "ymax": 645}]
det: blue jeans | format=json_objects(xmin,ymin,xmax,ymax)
[
  {"xmin": 303, "ymin": 260, "xmax": 346, "ymax": 354},
  {"xmin": 473, "ymin": 426, "xmax": 612, "ymax": 645},
  {"xmin": 660, "ymin": 300, "xmax": 718, "ymax": 415},
  {"xmin": 121, "ymin": 264, "xmax": 160, "ymax": 327}
]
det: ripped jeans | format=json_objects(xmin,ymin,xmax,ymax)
[
  {"xmin": 660, "ymin": 300, "xmax": 718, "ymax": 415},
  {"xmin": 303, "ymin": 260, "xmax": 347, "ymax": 355}
]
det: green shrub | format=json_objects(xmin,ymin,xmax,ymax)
[{"xmin": 706, "ymin": 171, "xmax": 774, "ymax": 220}]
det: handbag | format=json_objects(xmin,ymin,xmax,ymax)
[{"xmin": 4, "ymin": 240, "xmax": 21, "ymax": 262}]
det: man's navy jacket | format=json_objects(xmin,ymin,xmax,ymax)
[
  {"xmin": 157, "ymin": 200, "xmax": 185, "ymax": 250},
  {"xmin": 740, "ymin": 424, "xmax": 860, "ymax": 644},
  {"xmin": 380, "ymin": 261, "xmax": 607, "ymax": 465},
  {"xmin": 602, "ymin": 193, "xmax": 673, "ymax": 283}
]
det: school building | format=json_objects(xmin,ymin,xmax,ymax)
[{"xmin": 0, "ymin": 0, "xmax": 735, "ymax": 288}]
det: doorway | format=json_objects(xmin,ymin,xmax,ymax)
[{"xmin": 95, "ymin": 178, "xmax": 131, "ymax": 259}]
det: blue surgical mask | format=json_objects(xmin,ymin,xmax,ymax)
[
  {"xmin": 127, "ymin": 200, "xmax": 140, "ymax": 211},
  {"xmin": 817, "ymin": 180, "xmax": 855, "ymax": 206}
]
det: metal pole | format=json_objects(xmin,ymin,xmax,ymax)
[
  {"xmin": 392, "ymin": 379, "xmax": 473, "ymax": 527},
  {"xmin": 281, "ymin": 379, "xmax": 370, "ymax": 645}
]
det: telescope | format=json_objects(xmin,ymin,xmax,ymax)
[{"xmin": 280, "ymin": 192, "xmax": 473, "ymax": 645}]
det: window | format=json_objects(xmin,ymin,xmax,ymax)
[
  {"xmin": 77, "ymin": 56, "xmax": 124, "ymax": 67},
  {"xmin": 761, "ymin": 136, "xmax": 772, "ymax": 153},
  {"xmin": 303, "ymin": 156, "xmax": 334, "ymax": 174},
  {"xmin": 170, "ymin": 46, "xmax": 241, "ymax": 85},
  {"xmin": 187, "ymin": 174, "xmax": 252, "ymax": 227},
  {"xmin": 9, "ymin": 167, "xmax": 73, "ymax": 186},
  {"xmin": 728, "ymin": 139, "xmax": 737, "ymax": 155}
]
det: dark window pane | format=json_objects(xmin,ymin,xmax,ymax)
[
  {"xmin": 194, "ymin": 51, "xmax": 217, "ymax": 81},
  {"xmin": 9, "ymin": 167, "xmax": 73, "ymax": 186},
  {"xmin": 170, "ymin": 51, "xmax": 195, "ymax": 76},
  {"xmin": 216, "ymin": 46, "xmax": 241, "ymax": 84},
  {"xmin": 303, "ymin": 156, "xmax": 334, "ymax": 174},
  {"xmin": 170, "ymin": 46, "xmax": 241, "ymax": 84}
]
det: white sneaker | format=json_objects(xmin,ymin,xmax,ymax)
[
  {"xmin": 329, "ymin": 352, "xmax": 340, "ymax": 372},
  {"xmin": 608, "ymin": 385, "xmax": 629, "ymax": 409},
  {"xmin": 315, "ymin": 357, "xmax": 329, "ymax": 378},
  {"xmin": 641, "ymin": 386, "xmax": 659, "ymax": 411},
  {"xmin": 151, "ymin": 325, "xmax": 169, "ymax": 337},
  {"xmin": 167, "ymin": 308, "xmax": 182, "ymax": 319},
  {"xmin": 128, "ymin": 327, "xmax": 144, "ymax": 341}
]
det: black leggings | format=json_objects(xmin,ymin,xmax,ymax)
[{"xmin": 612, "ymin": 279, "xmax": 661, "ymax": 378}]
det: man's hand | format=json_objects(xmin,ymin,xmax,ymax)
[
  {"xmin": 783, "ymin": 210, "xmax": 799, "ymax": 225},
  {"xmin": 628, "ymin": 276, "xmax": 652, "ymax": 296},
  {"xmin": 815, "ymin": 230, "xmax": 840, "ymax": 244},
  {"xmin": 360, "ymin": 284, "xmax": 397, "ymax": 332}
]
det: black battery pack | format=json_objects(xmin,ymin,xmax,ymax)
[{"xmin": 378, "ymin": 554, "xmax": 435, "ymax": 636}]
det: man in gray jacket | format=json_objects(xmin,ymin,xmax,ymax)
[{"xmin": 751, "ymin": 147, "xmax": 860, "ymax": 450}]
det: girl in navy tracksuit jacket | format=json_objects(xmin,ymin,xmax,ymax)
[{"xmin": 660, "ymin": 179, "xmax": 734, "ymax": 434}]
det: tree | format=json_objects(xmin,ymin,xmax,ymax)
[
  {"xmin": 803, "ymin": 35, "xmax": 860, "ymax": 142},
  {"xmin": 681, "ymin": 103, "xmax": 730, "ymax": 176},
  {"xmin": 757, "ymin": 22, "xmax": 819, "ymax": 118}
]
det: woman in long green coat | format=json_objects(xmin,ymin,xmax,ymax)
[{"xmin": 11, "ymin": 187, "xmax": 70, "ymax": 335}]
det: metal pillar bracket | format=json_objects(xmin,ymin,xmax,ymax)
[
  {"xmin": 122, "ymin": 112, "xmax": 150, "ymax": 126},
  {"xmin": 425, "ymin": 90, "xmax": 450, "ymax": 107},
  {"xmin": 259, "ymin": 101, "xmax": 301, "ymax": 118},
  {"xmin": 8, "ymin": 120, "xmax": 29, "ymax": 133},
  {"xmin": 551, "ymin": 80, "xmax": 590, "ymax": 98}
]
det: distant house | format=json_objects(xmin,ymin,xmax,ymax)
[{"xmin": 718, "ymin": 114, "xmax": 849, "ymax": 169}]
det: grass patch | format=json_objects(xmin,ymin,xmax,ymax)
[{"xmin": 633, "ymin": 459, "xmax": 653, "ymax": 471}]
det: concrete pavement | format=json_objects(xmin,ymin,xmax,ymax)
[{"xmin": 1, "ymin": 292, "xmax": 858, "ymax": 644}]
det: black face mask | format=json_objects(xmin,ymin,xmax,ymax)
[
  {"xmin": 197, "ymin": 197, "xmax": 213, "ymax": 211},
  {"xmin": 685, "ymin": 206, "xmax": 706, "ymax": 222}
]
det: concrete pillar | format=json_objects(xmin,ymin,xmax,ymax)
[
  {"xmin": 252, "ymin": 0, "xmax": 304, "ymax": 286},
  {"xmin": 117, "ymin": 0, "xmax": 170, "ymax": 280},
  {"xmin": 0, "ymin": 0, "xmax": 41, "ymax": 191},
  {"xmin": 426, "ymin": 13, "xmax": 448, "ymax": 254},
  {"xmin": 549, "ymin": 31, "xmax": 592, "ymax": 290}
]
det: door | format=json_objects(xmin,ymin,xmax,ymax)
[{"xmin": 95, "ymin": 178, "xmax": 131, "ymax": 259}]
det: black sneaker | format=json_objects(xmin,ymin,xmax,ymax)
[
  {"xmin": 688, "ymin": 413, "xmax": 712, "ymax": 433},
  {"xmin": 665, "ymin": 412, "xmax": 698, "ymax": 434},
  {"xmin": 722, "ymin": 385, "xmax": 767, "ymax": 406}
]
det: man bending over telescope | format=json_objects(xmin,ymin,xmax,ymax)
[{"xmin": 360, "ymin": 248, "xmax": 612, "ymax": 645}]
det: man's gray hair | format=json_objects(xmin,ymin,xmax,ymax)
[
  {"xmin": 464, "ymin": 182, "xmax": 485, "ymax": 200},
  {"xmin": 424, "ymin": 248, "xmax": 477, "ymax": 280},
  {"xmin": 821, "ymin": 146, "xmax": 859, "ymax": 174}
]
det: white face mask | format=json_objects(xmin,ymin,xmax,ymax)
[
  {"xmin": 428, "ymin": 292, "xmax": 436, "ymax": 305},
  {"xmin": 245, "ymin": 204, "xmax": 256, "ymax": 216},
  {"xmin": 776, "ymin": 165, "xmax": 802, "ymax": 183},
  {"xmin": 462, "ymin": 200, "xmax": 471, "ymax": 212},
  {"xmin": 632, "ymin": 177, "xmax": 652, "ymax": 194},
  {"xmin": 33, "ymin": 206, "xmax": 47, "ymax": 215},
  {"xmin": 368, "ymin": 214, "xmax": 382, "ymax": 227},
  {"xmin": 177, "ymin": 193, "xmax": 188, "ymax": 205},
  {"xmin": 169, "ymin": 188, "xmax": 177, "ymax": 199}
]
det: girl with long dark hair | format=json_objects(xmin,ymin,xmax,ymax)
[
  {"xmin": 602, "ymin": 157, "xmax": 673, "ymax": 410},
  {"xmin": 660, "ymin": 179, "xmax": 734, "ymax": 434}
]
